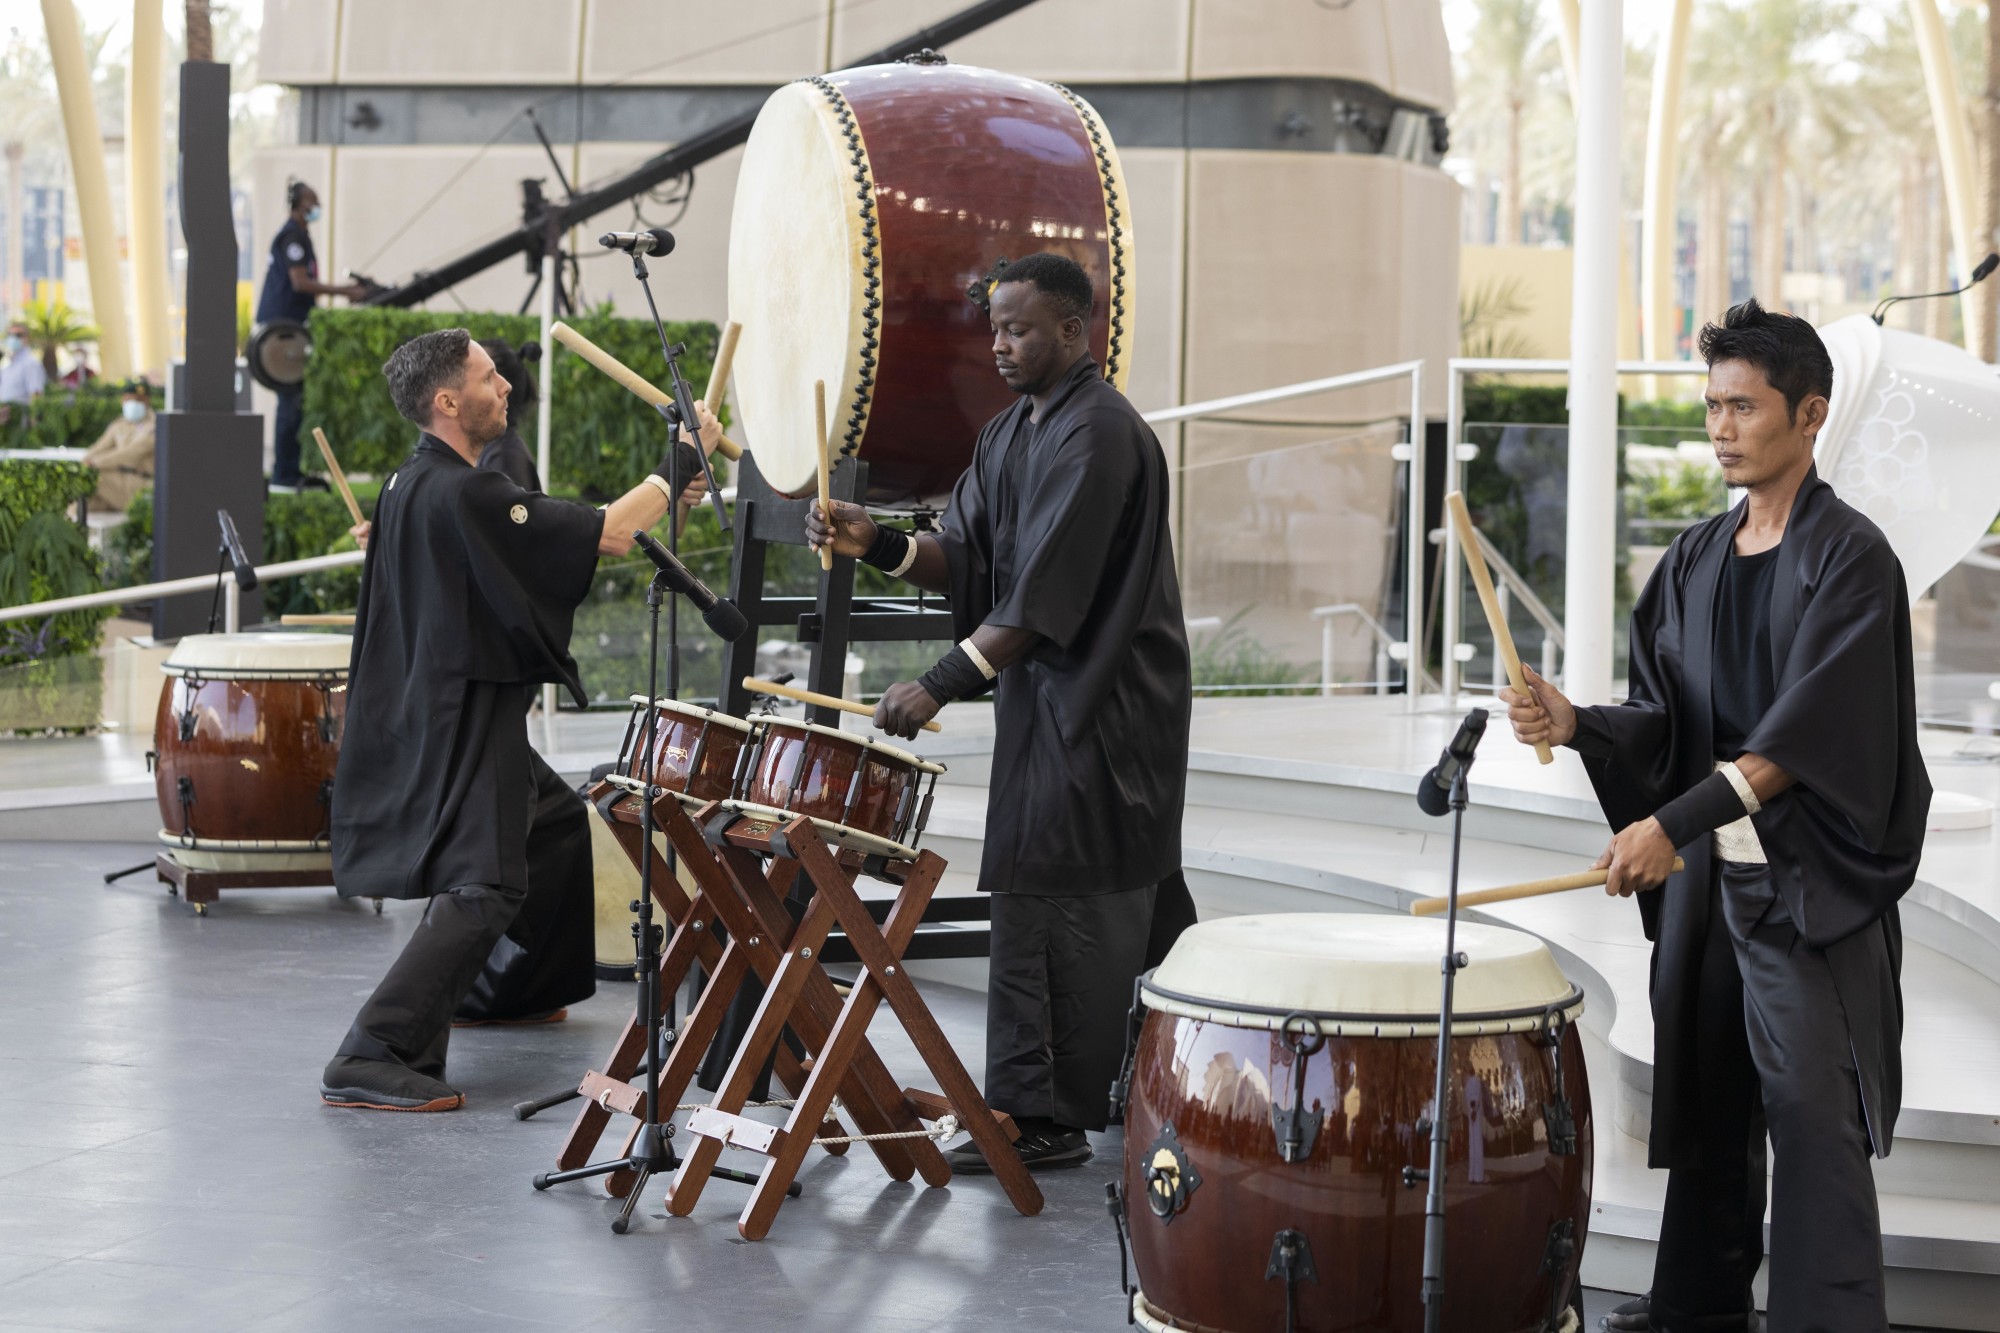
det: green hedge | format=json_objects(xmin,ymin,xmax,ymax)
[
  {"xmin": 0, "ymin": 380, "xmax": 166, "ymax": 453},
  {"xmin": 110, "ymin": 486, "xmax": 375, "ymax": 619},
  {"xmin": 0, "ymin": 459, "xmax": 110, "ymax": 731},
  {"xmin": 301, "ymin": 306, "xmax": 719, "ymax": 499}
]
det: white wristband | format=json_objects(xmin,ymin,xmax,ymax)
[
  {"xmin": 887, "ymin": 530, "xmax": 919, "ymax": 578},
  {"xmin": 1719, "ymin": 761, "xmax": 1762, "ymax": 815},
  {"xmin": 959, "ymin": 637, "xmax": 998, "ymax": 681},
  {"xmin": 641, "ymin": 473, "xmax": 676, "ymax": 503}
]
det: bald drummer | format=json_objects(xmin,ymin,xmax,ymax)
[{"xmin": 809, "ymin": 253, "xmax": 1197, "ymax": 1171}]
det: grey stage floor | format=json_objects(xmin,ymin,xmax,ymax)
[{"xmin": 0, "ymin": 840, "xmax": 1882, "ymax": 1333}]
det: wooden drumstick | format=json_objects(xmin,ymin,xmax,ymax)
[
  {"xmin": 742, "ymin": 676, "xmax": 943, "ymax": 733},
  {"xmin": 814, "ymin": 378, "xmax": 832, "ymax": 572},
  {"xmin": 1447, "ymin": 491, "xmax": 1553, "ymax": 765},
  {"xmin": 549, "ymin": 320, "xmax": 744, "ymax": 460},
  {"xmin": 704, "ymin": 320, "xmax": 740, "ymax": 414},
  {"xmin": 1409, "ymin": 857, "xmax": 1684, "ymax": 917},
  {"xmin": 280, "ymin": 613, "xmax": 356, "ymax": 626},
  {"xmin": 312, "ymin": 428, "xmax": 365, "ymax": 528}
]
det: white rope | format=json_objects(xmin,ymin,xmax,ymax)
[{"xmin": 814, "ymin": 1114, "xmax": 957, "ymax": 1148}]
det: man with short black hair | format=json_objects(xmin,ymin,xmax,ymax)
[
  {"xmin": 1504, "ymin": 298, "xmax": 1929, "ymax": 1331},
  {"xmin": 808, "ymin": 252, "xmax": 1196, "ymax": 1171},
  {"xmin": 320, "ymin": 328, "xmax": 720, "ymax": 1112}
]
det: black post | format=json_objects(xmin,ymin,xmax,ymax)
[
  {"xmin": 1419, "ymin": 766, "xmax": 1470, "ymax": 1331},
  {"xmin": 154, "ymin": 59, "xmax": 262, "ymax": 638}
]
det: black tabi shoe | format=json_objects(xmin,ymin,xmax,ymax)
[
  {"xmin": 1602, "ymin": 1292, "xmax": 1651, "ymax": 1331},
  {"xmin": 451, "ymin": 1007, "xmax": 567, "ymax": 1029},
  {"xmin": 319, "ymin": 1055, "xmax": 464, "ymax": 1113},
  {"xmin": 945, "ymin": 1125, "xmax": 1093, "ymax": 1174}
]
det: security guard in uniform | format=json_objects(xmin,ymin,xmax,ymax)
[{"xmin": 256, "ymin": 180, "xmax": 368, "ymax": 491}]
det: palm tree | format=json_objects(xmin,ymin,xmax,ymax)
[
  {"xmin": 1460, "ymin": 0, "xmax": 1553, "ymax": 245},
  {"xmin": 19, "ymin": 297, "xmax": 96, "ymax": 379}
]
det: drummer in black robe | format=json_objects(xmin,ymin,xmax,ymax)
[
  {"xmin": 1503, "ymin": 298, "xmax": 1930, "ymax": 1331},
  {"xmin": 808, "ymin": 253, "xmax": 1196, "ymax": 1170},
  {"xmin": 320, "ymin": 328, "xmax": 720, "ymax": 1112}
]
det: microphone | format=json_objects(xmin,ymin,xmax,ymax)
[
  {"xmin": 1871, "ymin": 251, "xmax": 1999, "ymax": 325},
  {"xmin": 1416, "ymin": 708, "xmax": 1488, "ymax": 817},
  {"xmin": 631, "ymin": 530, "xmax": 748, "ymax": 641},
  {"xmin": 216, "ymin": 509, "xmax": 257, "ymax": 592},
  {"xmin": 598, "ymin": 227, "xmax": 676, "ymax": 257}
]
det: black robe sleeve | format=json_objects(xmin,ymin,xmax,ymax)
[
  {"xmin": 939, "ymin": 419, "xmax": 1001, "ymax": 639},
  {"xmin": 454, "ymin": 470, "xmax": 601, "ymax": 706}
]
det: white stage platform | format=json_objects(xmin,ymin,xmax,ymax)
[{"xmin": 5, "ymin": 695, "xmax": 1998, "ymax": 1326}]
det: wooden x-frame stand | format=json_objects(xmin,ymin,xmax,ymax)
[{"xmin": 554, "ymin": 780, "xmax": 1042, "ymax": 1239}]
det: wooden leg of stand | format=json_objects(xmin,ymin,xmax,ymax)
[
  {"xmin": 669, "ymin": 820, "xmax": 922, "ymax": 1180},
  {"xmin": 792, "ymin": 835, "xmax": 1045, "ymax": 1218},
  {"xmin": 664, "ymin": 892, "xmax": 842, "ymax": 1216},
  {"xmin": 733, "ymin": 839, "xmax": 954, "ymax": 1190}
]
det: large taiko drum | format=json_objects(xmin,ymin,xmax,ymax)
[
  {"xmin": 727, "ymin": 54, "xmax": 1135, "ymax": 505},
  {"xmin": 722, "ymin": 718, "xmax": 944, "ymax": 861},
  {"xmin": 1121, "ymin": 915, "xmax": 1592, "ymax": 1333},
  {"xmin": 151, "ymin": 633, "xmax": 350, "ymax": 869}
]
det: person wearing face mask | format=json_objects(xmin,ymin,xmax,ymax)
[
  {"xmin": 257, "ymin": 180, "xmax": 368, "ymax": 492},
  {"xmin": 79, "ymin": 380, "xmax": 157, "ymax": 513},
  {"xmin": 319, "ymin": 328, "xmax": 721, "ymax": 1112},
  {"xmin": 0, "ymin": 320, "xmax": 48, "ymax": 423}
]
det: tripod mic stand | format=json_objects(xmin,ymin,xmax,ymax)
[{"xmin": 1403, "ymin": 707, "xmax": 1488, "ymax": 1332}]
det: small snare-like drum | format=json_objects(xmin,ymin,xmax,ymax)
[
  {"xmin": 1120, "ymin": 915, "xmax": 1591, "ymax": 1333},
  {"xmin": 723, "ymin": 718, "xmax": 944, "ymax": 861},
  {"xmin": 616, "ymin": 694, "xmax": 761, "ymax": 807},
  {"xmin": 152, "ymin": 633, "xmax": 350, "ymax": 869},
  {"xmin": 728, "ymin": 55, "xmax": 1133, "ymax": 505}
]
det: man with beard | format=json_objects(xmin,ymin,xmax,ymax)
[
  {"xmin": 319, "ymin": 328, "xmax": 719, "ymax": 1112},
  {"xmin": 808, "ymin": 253, "xmax": 1196, "ymax": 1170}
]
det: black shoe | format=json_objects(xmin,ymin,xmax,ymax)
[
  {"xmin": 1603, "ymin": 1292, "xmax": 1650, "ymax": 1331},
  {"xmin": 319, "ymin": 1055, "xmax": 464, "ymax": 1112},
  {"xmin": 297, "ymin": 475, "xmax": 330, "ymax": 492},
  {"xmin": 945, "ymin": 1125, "xmax": 1092, "ymax": 1174}
]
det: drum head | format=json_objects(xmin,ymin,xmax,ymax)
[
  {"xmin": 247, "ymin": 319, "xmax": 311, "ymax": 391},
  {"xmin": 163, "ymin": 633, "xmax": 352, "ymax": 678},
  {"xmin": 757, "ymin": 716, "xmax": 946, "ymax": 775},
  {"xmin": 626, "ymin": 694, "xmax": 759, "ymax": 735},
  {"xmin": 728, "ymin": 81, "xmax": 861, "ymax": 498},
  {"xmin": 1147, "ymin": 914, "xmax": 1577, "ymax": 1026}
]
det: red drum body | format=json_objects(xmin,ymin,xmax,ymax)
[
  {"xmin": 725, "ymin": 718, "xmax": 943, "ymax": 861},
  {"xmin": 728, "ymin": 56, "xmax": 1134, "ymax": 505},
  {"xmin": 152, "ymin": 634, "xmax": 350, "ymax": 866},
  {"xmin": 1123, "ymin": 916, "xmax": 1592, "ymax": 1333},
  {"xmin": 620, "ymin": 695, "xmax": 759, "ymax": 806}
]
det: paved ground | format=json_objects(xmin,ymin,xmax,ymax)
[{"xmin": 0, "ymin": 839, "xmax": 1933, "ymax": 1332}]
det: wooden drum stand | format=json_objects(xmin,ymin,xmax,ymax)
[{"xmin": 548, "ymin": 777, "xmax": 1041, "ymax": 1239}]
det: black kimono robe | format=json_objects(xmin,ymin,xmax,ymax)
[
  {"xmin": 332, "ymin": 434, "xmax": 600, "ymax": 902},
  {"xmin": 937, "ymin": 357, "xmax": 1191, "ymax": 897},
  {"xmin": 1578, "ymin": 466, "xmax": 1930, "ymax": 1166}
]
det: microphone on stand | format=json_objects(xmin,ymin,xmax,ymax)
[
  {"xmin": 598, "ymin": 227, "xmax": 676, "ymax": 257},
  {"xmin": 216, "ymin": 509, "xmax": 257, "ymax": 592},
  {"xmin": 1416, "ymin": 708, "xmax": 1488, "ymax": 818},
  {"xmin": 1872, "ymin": 251, "xmax": 1999, "ymax": 325},
  {"xmin": 631, "ymin": 530, "xmax": 749, "ymax": 641}
]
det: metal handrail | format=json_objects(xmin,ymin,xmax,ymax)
[
  {"xmin": 0, "ymin": 549, "xmax": 364, "ymax": 625},
  {"xmin": 1141, "ymin": 360, "xmax": 1426, "ymax": 427},
  {"xmin": 1473, "ymin": 529, "xmax": 1564, "ymax": 648}
]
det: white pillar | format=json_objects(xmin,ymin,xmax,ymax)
[
  {"xmin": 537, "ymin": 248, "xmax": 558, "ymax": 750},
  {"xmin": 42, "ymin": 0, "xmax": 134, "ymax": 377},
  {"xmin": 1908, "ymin": 0, "xmax": 1983, "ymax": 350},
  {"xmin": 126, "ymin": 0, "xmax": 172, "ymax": 378},
  {"xmin": 1641, "ymin": 0, "xmax": 1694, "ymax": 388},
  {"xmin": 1564, "ymin": 0, "xmax": 1622, "ymax": 707}
]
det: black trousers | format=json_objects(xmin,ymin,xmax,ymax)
[
  {"xmin": 1652, "ymin": 862, "xmax": 1891, "ymax": 1333},
  {"xmin": 337, "ymin": 759, "xmax": 595, "ymax": 1075},
  {"xmin": 986, "ymin": 876, "xmax": 1192, "ymax": 1132},
  {"xmin": 455, "ymin": 758, "xmax": 596, "ymax": 1022},
  {"xmin": 271, "ymin": 385, "xmax": 303, "ymax": 485}
]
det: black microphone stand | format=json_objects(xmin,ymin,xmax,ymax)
[
  {"xmin": 1404, "ymin": 726, "xmax": 1482, "ymax": 1332},
  {"xmin": 1872, "ymin": 251, "xmax": 1999, "ymax": 325}
]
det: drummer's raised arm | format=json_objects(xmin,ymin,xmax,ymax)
[{"xmin": 805, "ymin": 499, "xmax": 949, "ymax": 593}]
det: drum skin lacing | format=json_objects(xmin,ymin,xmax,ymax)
[
  {"xmin": 799, "ymin": 75, "xmax": 882, "ymax": 459},
  {"xmin": 1047, "ymin": 83, "xmax": 1128, "ymax": 386}
]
